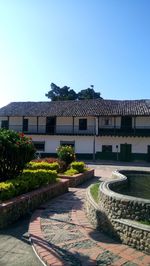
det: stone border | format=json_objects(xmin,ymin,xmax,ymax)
[
  {"xmin": 0, "ymin": 179, "xmax": 69, "ymax": 229},
  {"xmin": 100, "ymin": 170, "xmax": 150, "ymax": 221},
  {"xmin": 85, "ymin": 184, "xmax": 150, "ymax": 254},
  {"xmin": 59, "ymin": 169, "xmax": 94, "ymax": 187}
]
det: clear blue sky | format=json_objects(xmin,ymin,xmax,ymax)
[{"xmin": 0, "ymin": 0, "xmax": 150, "ymax": 107}]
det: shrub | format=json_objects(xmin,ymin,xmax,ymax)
[
  {"xmin": 70, "ymin": 161, "xmax": 86, "ymax": 173},
  {"xmin": 0, "ymin": 129, "xmax": 35, "ymax": 181},
  {"xmin": 0, "ymin": 182, "xmax": 16, "ymax": 200},
  {"xmin": 32, "ymin": 157, "xmax": 58, "ymax": 163},
  {"xmin": 31, "ymin": 157, "xmax": 66, "ymax": 173},
  {"xmin": 64, "ymin": 168, "xmax": 79, "ymax": 176},
  {"xmin": 0, "ymin": 169, "xmax": 57, "ymax": 201},
  {"xmin": 27, "ymin": 162, "xmax": 59, "ymax": 171},
  {"xmin": 57, "ymin": 145, "xmax": 76, "ymax": 167}
]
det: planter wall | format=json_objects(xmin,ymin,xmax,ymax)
[
  {"xmin": 0, "ymin": 179, "xmax": 68, "ymax": 229},
  {"xmin": 59, "ymin": 169, "xmax": 94, "ymax": 187}
]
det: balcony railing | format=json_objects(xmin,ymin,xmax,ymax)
[
  {"xmin": 99, "ymin": 127, "xmax": 150, "ymax": 137},
  {"xmin": 4, "ymin": 125, "xmax": 95, "ymax": 135},
  {"xmin": 1, "ymin": 125, "xmax": 150, "ymax": 137}
]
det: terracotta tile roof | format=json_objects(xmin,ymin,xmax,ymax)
[{"xmin": 0, "ymin": 99, "xmax": 150, "ymax": 117}]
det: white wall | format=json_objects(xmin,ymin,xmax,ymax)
[
  {"xmin": 29, "ymin": 135, "xmax": 94, "ymax": 154},
  {"xmin": 115, "ymin": 117, "xmax": 121, "ymax": 128},
  {"xmin": 56, "ymin": 117, "xmax": 73, "ymax": 133},
  {"xmin": 98, "ymin": 116, "xmax": 121, "ymax": 128},
  {"xmin": 24, "ymin": 133, "xmax": 150, "ymax": 155},
  {"xmin": 24, "ymin": 117, "xmax": 37, "ymax": 133},
  {"xmin": 9, "ymin": 117, "xmax": 22, "ymax": 131},
  {"xmin": 136, "ymin": 117, "xmax": 150, "ymax": 128},
  {"xmin": 74, "ymin": 116, "xmax": 95, "ymax": 134},
  {"xmin": 95, "ymin": 136, "xmax": 150, "ymax": 154},
  {"xmin": 74, "ymin": 116, "xmax": 95, "ymax": 126}
]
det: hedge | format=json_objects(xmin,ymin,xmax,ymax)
[
  {"xmin": 70, "ymin": 161, "xmax": 86, "ymax": 173},
  {"xmin": 0, "ymin": 169, "xmax": 57, "ymax": 201},
  {"xmin": 27, "ymin": 162, "xmax": 59, "ymax": 171}
]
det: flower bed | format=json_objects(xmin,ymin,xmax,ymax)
[
  {"xmin": 0, "ymin": 179, "xmax": 69, "ymax": 229},
  {"xmin": 59, "ymin": 169, "xmax": 94, "ymax": 187}
]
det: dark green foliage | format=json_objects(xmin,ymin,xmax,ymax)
[
  {"xmin": 0, "ymin": 129, "xmax": 35, "ymax": 181},
  {"xmin": 0, "ymin": 169, "xmax": 57, "ymax": 201},
  {"xmin": 57, "ymin": 145, "xmax": 76, "ymax": 167},
  {"xmin": 31, "ymin": 157, "xmax": 66, "ymax": 173},
  {"xmin": 78, "ymin": 87, "xmax": 102, "ymax": 100},
  {"xmin": 70, "ymin": 161, "xmax": 86, "ymax": 173},
  {"xmin": 45, "ymin": 83, "xmax": 102, "ymax": 101},
  {"xmin": 45, "ymin": 83, "xmax": 77, "ymax": 101},
  {"xmin": 27, "ymin": 161, "xmax": 59, "ymax": 171}
]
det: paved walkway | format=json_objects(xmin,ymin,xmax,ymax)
[
  {"xmin": 29, "ymin": 165, "xmax": 150, "ymax": 266},
  {"xmin": 0, "ymin": 163, "xmax": 150, "ymax": 266},
  {"xmin": 0, "ymin": 216, "xmax": 42, "ymax": 266}
]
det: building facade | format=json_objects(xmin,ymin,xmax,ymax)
[{"xmin": 0, "ymin": 99, "xmax": 150, "ymax": 161}]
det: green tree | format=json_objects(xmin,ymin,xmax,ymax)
[
  {"xmin": 45, "ymin": 83, "xmax": 77, "ymax": 101},
  {"xmin": 78, "ymin": 87, "xmax": 102, "ymax": 100},
  {"xmin": 45, "ymin": 83, "xmax": 102, "ymax": 101},
  {"xmin": 0, "ymin": 129, "xmax": 35, "ymax": 181}
]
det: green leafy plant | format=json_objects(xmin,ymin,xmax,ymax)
[
  {"xmin": 57, "ymin": 145, "xmax": 76, "ymax": 167},
  {"xmin": 26, "ymin": 162, "xmax": 59, "ymax": 171},
  {"xmin": 70, "ymin": 161, "xmax": 86, "ymax": 173},
  {"xmin": 0, "ymin": 129, "xmax": 35, "ymax": 181},
  {"xmin": 0, "ymin": 169, "xmax": 57, "ymax": 201},
  {"xmin": 64, "ymin": 168, "xmax": 79, "ymax": 176},
  {"xmin": 31, "ymin": 157, "xmax": 66, "ymax": 173}
]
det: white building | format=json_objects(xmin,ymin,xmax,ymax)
[{"xmin": 0, "ymin": 99, "xmax": 150, "ymax": 162}]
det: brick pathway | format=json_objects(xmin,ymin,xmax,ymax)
[{"xmin": 29, "ymin": 176, "xmax": 150, "ymax": 266}]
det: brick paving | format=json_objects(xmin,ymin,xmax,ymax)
[{"xmin": 29, "ymin": 167, "xmax": 150, "ymax": 266}]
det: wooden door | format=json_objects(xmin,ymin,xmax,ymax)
[
  {"xmin": 46, "ymin": 117, "xmax": 56, "ymax": 134},
  {"xmin": 120, "ymin": 144, "xmax": 132, "ymax": 161}
]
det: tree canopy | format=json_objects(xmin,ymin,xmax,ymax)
[{"xmin": 45, "ymin": 83, "xmax": 102, "ymax": 101}]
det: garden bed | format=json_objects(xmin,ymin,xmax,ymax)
[
  {"xmin": 0, "ymin": 179, "xmax": 69, "ymax": 229},
  {"xmin": 59, "ymin": 169, "xmax": 94, "ymax": 187}
]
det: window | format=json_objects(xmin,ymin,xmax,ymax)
[
  {"xmin": 104, "ymin": 119, "xmax": 109, "ymax": 126},
  {"xmin": 102, "ymin": 117, "xmax": 112, "ymax": 126},
  {"xmin": 121, "ymin": 116, "xmax": 132, "ymax": 129},
  {"xmin": 79, "ymin": 119, "xmax": 87, "ymax": 130},
  {"xmin": 33, "ymin": 141, "xmax": 45, "ymax": 151},
  {"xmin": 102, "ymin": 145, "xmax": 112, "ymax": 153},
  {"xmin": 1, "ymin": 120, "xmax": 9, "ymax": 129},
  {"xmin": 23, "ymin": 118, "xmax": 28, "ymax": 131},
  {"xmin": 60, "ymin": 141, "xmax": 75, "ymax": 148}
]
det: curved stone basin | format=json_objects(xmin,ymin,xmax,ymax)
[
  {"xmin": 86, "ymin": 170, "xmax": 150, "ymax": 254},
  {"xmin": 112, "ymin": 170, "xmax": 150, "ymax": 200},
  {"xmin": 99, "ymin": 170, "xmax": 150, "ymax": 221}
]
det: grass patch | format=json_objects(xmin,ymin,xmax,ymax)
[
  {"xmin": 138, "ymin": 220, "xmax": 150, "ymax": 226},
  {"xmin": 90, "ymin": 183, "xmax": 100, "ymax": 203}
]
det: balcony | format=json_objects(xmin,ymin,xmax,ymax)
[
  {"xmin": 2, "ymin": 124, "xmax": 150, "ymax": 137},
  {"xmin": 5, "ymin": 125, "xmax": 95, "ymax": 136},
  {"xmin": 99, "ymin": 127, "xmax": 150, "ymax": 137}
]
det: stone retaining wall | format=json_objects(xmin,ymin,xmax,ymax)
[
  {"xmin": 59, "ymin": 169, "xmax": 94, "ymax": 187},
  {"xmin": 99, "ymin": 171, "xmax": 150, "ymax": 221},
  {"xmin": 0, "ymin": 179, "xmax": 69, "ymax": 229},
  {"xmin": 85, "ymin": 185, "xmax": 150, "ymax": 254}
]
